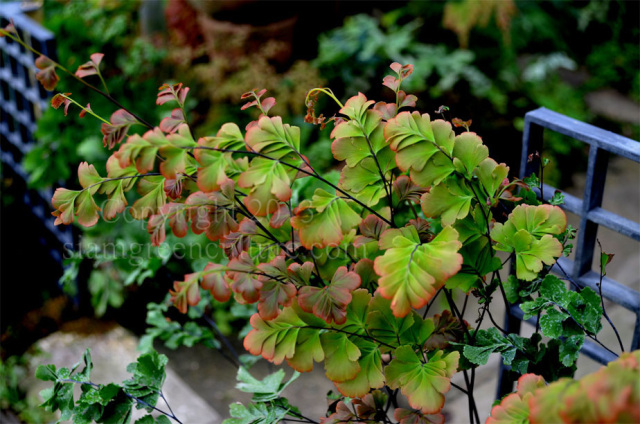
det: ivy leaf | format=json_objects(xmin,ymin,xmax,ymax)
[
  {"xmin": 421, "ymin": 178, "xmax": 475, "ymax": 226},
  {"xmin": 298, "ymin": 266, "xmax": 360, "ymax": 324},
  {"xmin": 374, "ymin": 226, "xmax": 462, "ymax": 317},
  {"xmin": 245, "ymin": 115, "xmax": 300, "ymax": 159},
  {"xmin": 291, "ymin": 189, "xmax": 362, "ymax": 249},
  {"xmin": 385, "ymin": 347, "xmax": 459, "ymax": 414},
  {"xmin": 539, "ymin": 308, "xmax": 566, "ymax": 339}
]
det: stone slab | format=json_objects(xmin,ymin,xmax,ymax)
[{"xmin": 25, "ymin": 324, "xmax": 222, "ymax": 423}]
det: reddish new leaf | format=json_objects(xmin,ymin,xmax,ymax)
[
  {"xmin": 35, "ymin": 55, "xmax": 59, "ymax": 91},
  {"xmin": 157, "ymin": 83, "xmax": 189, "ymax": 106},
  {"xmin": 101, "ymin": 109, "xmax": 138, "ymax": 149},
  {"xmin": 298, "ymin": 266, "xmax": 361, "ymax": 324},
  {"xmin": 201, "ymin": 263, "xmax": 231, "ymax": 303},
  {"xmin": 75, "ymin": 52, "xmax": 104, "ymax": 78},
  {"xmin": 169, "ymin": 273, "xmax": 200, "ymax": 314},
  {"xmin": 227, "ymin": 252, "xmax": 262, "ymax": 304},
  {"xmin": 394, "ymin": 409, "xmax": 444, "ymax": 424},
  {"xmin": 159, "ymin": 108, "xmax": 185, "ymax": 134},
  {"xmin": 424, "ymin": 310, "xmax": 467, "ymax": 350}
]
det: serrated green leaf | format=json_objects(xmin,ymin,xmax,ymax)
[{"xmin": 539, "ymin": 308, "xmax": 567, "ymax": 339}]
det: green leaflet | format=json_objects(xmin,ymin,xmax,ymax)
[
  {"xmin": 446, "ymin": 237, "xmax": 501, "ymax": 292},
  {"xmin": 474, "ymin": 158, "xmax": 510, "ymax": 201},
  {"xmin": 100, "ymin": 156, "xmax": 137, "ymax": 220},
  {"xmin": 333, "ymin": 338, "xmax": 385, "ymax": 397},
  {"xmin": 384, "ymin": 111, "xmax": 436, "ymax": 152},
  {"xmin": 237, "ymin": 158, "xmax": 298, "ymax": 216},
  {"xmin": 331, "ymin": 110, "xmax": 385, "ymax": 167},
  {"xmin": 339, "ymin": 146, "xmax": 396, "ymax": 207},
  {"xmin": 462, "ymin": 328, "xmax": 522, "ymax": 366},
  {"xmin": 491, "ymin": 204, "xmax": 566, "ymax": 281},
  {"xmin": 235, "ymin": 367, "xmax": 300, "ymax": 403},
  {"xmin": 366, "ymin": 293, "xmax": 435, "ymax": 350},
  {"xmin": 158, "ymin": 124, "xmax": 198, "ymax": 179},
  {"xmin": 421, "ymin": 177, "xmax": 475, "ymax": 226},
  {"xmin": 321, "ymin": 332, "xmax": 361, "ymax": 382},
  {"xmin": 290, "ymin": 189, "xmax": 362, "ymax": 249},
  {"xmin": 451, "ymin": 131, "xmax": 488, "ymax": 178},
  {"xmin": 374, "ymin": 226, "xmax": 462, "ymax": 317},
  {"xmin": 338, "ymin": 92, "xmax": 375, "ymax": 122},
  {"xmin": 519, "ymin": 274, "xmax": 602, "ymax": 362},
  {"xmin": 245, "ymin": 115, "xmax": 301, "ymax": 159},
  {"xmin": 243, "ymin": 306, "xmax": 326, "ymax": 372},
  {"xmin": 385, "ymin": 347, "xmax": 459, "ymax": 414},
  {"xmin": 130, "ymin": 176, "xmax": 166, "ymax": 220},
  {"xmin": 36, "ymin": 349, "xmax": 170, "ymax": 424},
  {"xmin": 224, "ymin": 401, "xmax": 289, "ymax": 424}
]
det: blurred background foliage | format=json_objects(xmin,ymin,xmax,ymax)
[{"xmin": 1, "ymin": 0, "xmax": 638, "ymax": 419}]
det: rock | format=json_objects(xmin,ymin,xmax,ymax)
[{"xmin": 25, "ymin": 322, "xmax": 222, "ymax": 423}]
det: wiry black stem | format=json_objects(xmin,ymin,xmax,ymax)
[
  {"xmin": 192, "ymin": 146, "xmax": 393, "ymax": 226},
  {"xmin": 597, "ymin": 240, "xmax": 625, "ymax": 353}
]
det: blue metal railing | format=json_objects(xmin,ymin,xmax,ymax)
[{"xmin": 497, "ymin": 107, "xmax": 640, "ymax": 397}]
